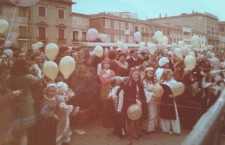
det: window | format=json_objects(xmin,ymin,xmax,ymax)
[
  {"xmin": 19, "ymin": 8, "xmax": 27, "ymax": 17},
  {"xmin": 114, "ymin": 20, "xmax": 119, "ymax": 30},
  {"xmin": 129, "ymin": 36, "xmax": 133, "ymax": 43},
  {"xmin": 82, "ymin": 32, "xmax": 86, "ymax": 41},
  {"xmin": 0, "ymin": 5, "xmax": 3, "ymax": 15},
  {"xmin": 58, "ymin": 28, "xmax": 65, "ymax": 40},
  {"xmin": 145, "ymin": 27, "xmax": 148, "ymax": 33},
  {"xmin": 72, "ymin": 31, "xmax": 78, "ymax": 41},
  {"xmin": 105, "ymin": 19, "xmax": 110, "ymax": 29},
  {"xmin": 38, "ymin": 6, "xmax": 46, "ymax": 17},
  {"xmin": 38, "ymin": 27, "xmax": 46, "ymax": 40},
  {"xmin": 107, "ymin": 35, "xmax": 110, "ymax": 43},
  {"xmin": 121, "ymin": 36, "xmax": 125, "ymax": 43},
  {"xmin": 135, "ymin": 26, "xmax": 138, "ymax": 32},
  {"xmin": 121, "ymin": 22, "xmax": 125, "ymax": 30},
  {"xmin": 141, "ymin": 27, "xmax": 144, "ymax": 33},
  {"xmin": 128, "ymin": 23, "xmax": 133, "ymax": 31},
  {"xmin": 19, "ymin": 26, "xmax": 27, "ymax": 37},
  {"xmin": 114, "ymin": 35, "xmax": 119, "ymax": 42},
  {"xmin": 58, "ymin": 9, "xmax": 65, "ymax": 19}
]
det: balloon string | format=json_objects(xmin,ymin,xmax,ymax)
[
  {"xmin": 120, "ymin": 98, "xmax": 208, "ymax": 111},
  {"xmin": 4, "ymin": 6, "xmax": 17, "ymax": 51}
]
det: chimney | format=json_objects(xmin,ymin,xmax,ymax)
[
  {"xmin": 165, "ymin": 14, "xmax": 167, "ymax": 18},
  {"xmin": 192, "ymin": 10, "xmax": 195, "ymax": 14},
  {"xmin": 159, "ymin": 13, "xmax": 161, "ymax": 18}
]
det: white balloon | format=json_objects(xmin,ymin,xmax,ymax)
[
  {"xmin": 154, "ymin": 31, "xmax": 163, "ymax": 43},
  {"xmin": 99, "ymin": 33, "xmax": 107, "ymax": 42},
  {"xmin": 32, "ymin": 44, "xmax": 39, "ymax": 50},
  {"xmin": 59, "ymin": 56, "xmax": 76, "ymax": 79},
  {"xmin": 171, "ymin": 82, "xmax": 185, "ymax": 97},
  {"xmin": 184, "ymin": 55, "xmax": 196, "ymax": 70},
  {"xmin": 36, "ymin": 41, "xmax": 43, "ymax": 48},
  {"xmin": 87, "ymin": 28, "xmax": 99, "ymax": 41},
  {"xmin": 3, "ymin": 49, "xmax": 13, "ymax": 58},
  {"xmin": 147, "ymin": 42, "xmax": 157, "ymax": 55},
  {"xmin": 134, "ymin": 32, "xmax": 142, "ymax": 42},
  {"xmin": 45, "ymin": 43, "xmax": 59, "ymax": 61},
  {"xmin": 178, "ymin": 41, "xmax": 185, "ymax": 48},
  {"xmin": 161, "ymin": 36, "xmax": 168, "ymax": 46},
  {"xmin": 117, "ymin": 41, "xmax": 123, "ymax": 48},
  {"xmin": 0, "ymin": 19, "xmax": 9, "ymax": 33},
  {"xmin": 174, "ymin": 48, "xmax": 183, "ymax": 59},
  {"xmin": 4, "ymin": 40, "xmax": 12, "ymax": 47},
  {"xmin": 43, "ymin": 61, "xmax": 59, "ymax": 80},
  {"xmin": 94, "ymin": 45, "xmax": 103, "ymax": 57},
  {"xmin": 9, "ymin": 0, "xmax": 40, "ymax": 7},
  {"xmin": 139, "ymin": 42, "xmax": 145, "ymax": 48},
  {"xmin": 191, "ymin": 35, "xmax": 201, "ymax": 48}
]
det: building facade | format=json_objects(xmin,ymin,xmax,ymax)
[
  {"xmin": 0, "ymin": 0, "xmax": 76, "ymax": 48},
  {"xmin": 71, "ymin": 13, "xmax": 89, "ymax": 44},
  {"xmin": 149, "ymin": 12, "xmax": 219, "ymax": 49},
  {"xmin": 89, "ymin": 13, "xmax": 136, "ymax": 43}
]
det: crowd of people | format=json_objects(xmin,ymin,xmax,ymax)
[{"xmin": 0, "ymin": 44, "xmax": 225, "ymax": 145}]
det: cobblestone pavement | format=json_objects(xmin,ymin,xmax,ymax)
[{"xmin": 70, "ymin": 118, "xmax": 225, "ymax": 145}]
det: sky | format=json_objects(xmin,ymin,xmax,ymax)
[{"xmin": 72, "ymin": 0, "xmax": 225, "ymax": 21}]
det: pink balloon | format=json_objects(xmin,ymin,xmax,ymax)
[
  {"xmin": 87, "ymin": 28, "xmax": 99, "ymax": 41},
  {"xmin": 10, "ymin": 0, "xmax": 40, "ymax": 7},
  {"xmin": 134, "ymin": 32, "xmax": 142, "ymax": 42}
]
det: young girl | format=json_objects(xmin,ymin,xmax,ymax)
[
  {"xmin": 122, "ymin": 66, "xmax": 147, "ymax": 140},
  {"xmin": 55, "ymin": 81, "xmax": 75, "ymax": 145},
  {"xmin": 37, "ymin": 83, "xmax": 59, "ymax": 145},
  {"xmin": 143, "ymin": 67, "xmax": 159, "ymax": 133},
  {"xmin": 159, "ymin": 69, "xmax": 181, "ymax": 134}
]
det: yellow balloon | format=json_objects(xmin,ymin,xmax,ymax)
[
  {"xmin": 174, "ymin": 48, "xmax": 183, "ymax": 59},
  {"xmin": 127, "ymin": 104, "xmax": 142, "ymax": 121},
  {"xmin": 171, "ymin": 82, "xmax": 185, "ymax": 97},
  {"xmin": 59, "ymin": 56, "xmax": 76, "ymax": 79},
  {"xmin": 0, "ymin": 19, "xmax": 9, "ymax": 33},
  {"xmin": 43, "ymin": 61, "xmax": 59, "ymax": 80},
  {"xmin": 152, "ymin": 83, "xmax": 164, "ymax": 97},
  {"xmin": 184, "ymin": 55, "xmax": 196, "ymax": 70},
  {"xmin": 45, "ymin": 43, "xmax": 59, "ymax": 61},
  {"xmin": 94, "ymin": 45, "xmax": 103, "ymax": 57}
]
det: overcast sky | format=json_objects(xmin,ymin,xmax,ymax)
[{"xmin": 72, "ymin": 0, "xmax": 225, "ymax": 21}]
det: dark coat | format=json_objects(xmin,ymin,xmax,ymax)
[
  {"xmin": 126, "ymin": 57, "xmax": 142, "ymax": 71},
  {"xmin": 122, "ymin": 80, "xmax": 148, "ymax": 120},
  {"xmin": 159, "ymin": 84, "xmax": 176, "ymax": 120}
]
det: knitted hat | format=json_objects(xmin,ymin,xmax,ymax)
[{"xmin": 158, "ymin": 57, "xmax": 169, "ymax": 67}]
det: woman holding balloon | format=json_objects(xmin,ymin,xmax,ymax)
[{"xmin": 122, "ymin": 66, "xmax": 147, "ymax": 140}]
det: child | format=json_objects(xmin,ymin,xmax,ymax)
[
  {"xmin": 37, "ymin": 83, "xmax": 59, "ymax": 145},
  {"xmin": 56, "ymin": 82, "xmax": 77, "ymax": 145}
]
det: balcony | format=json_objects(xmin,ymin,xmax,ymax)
[
  {"xmin": 57, "ymin": 38, "xmax": 67, "ymax": 43},
  {"xmin": 0, "ymin": 34, "xmax": 5, "ymax": 41},
  {"xmin": 18, "ymin": 36, "xmax": 29, "ymax": 41},
  {"xmin": 37, "ymin": 37, "xmax": 48, "ymax": 43}
]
